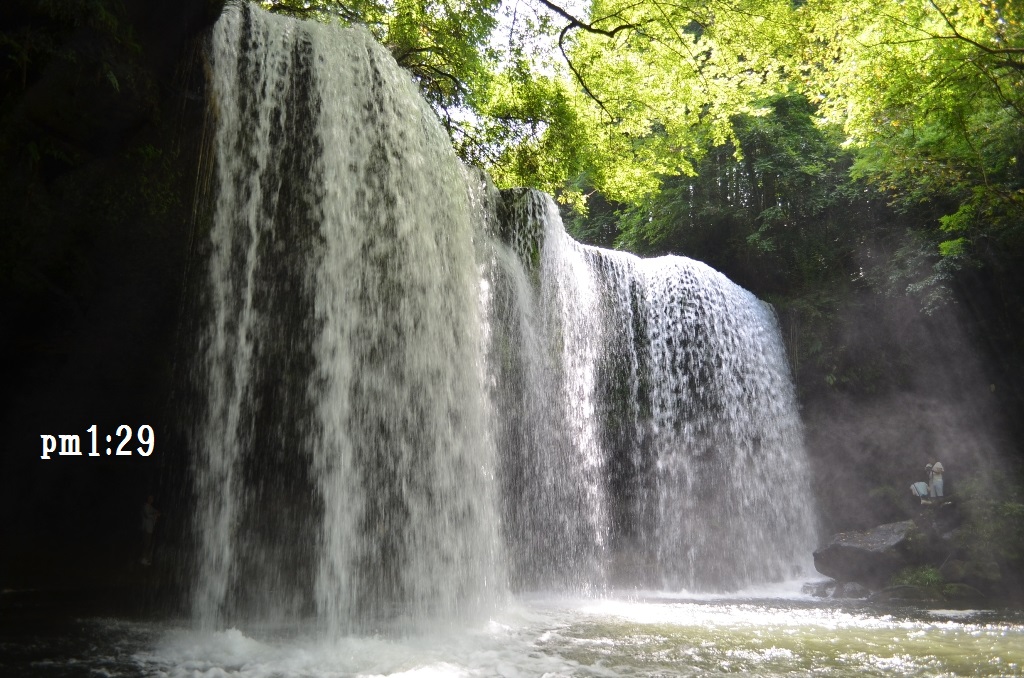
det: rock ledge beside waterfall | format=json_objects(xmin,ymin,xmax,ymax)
[
  {"xmin": 813, "ymin": 519, "xmax": 918, "ymax": 589},
  {"xmin": 808, "ymin": 501, "xmax": 1015, "ymax": 603}
]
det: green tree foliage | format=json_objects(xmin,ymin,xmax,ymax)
[
  {"xmin": 604, "ymin": 94, "xmax": 855, "ymax": 295},
  {"xmin": 257, "ymin": 0, "xmax": 818, "ymax": 207},
  {"xmin": 801, "ymin": 0, "xmax": 1024, "ymax": 267},
  {"xmin": 548, "ymin": 0, "xmax": 803, "ymax": 203},
  {"xmin": 506, "ymin": 0, "xmax": 1024, "ymax": 278},
  {"xmin": 956, "ymin": 474, "xmax": 1024, "ymax": 576}
]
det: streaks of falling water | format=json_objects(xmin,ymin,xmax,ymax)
[
  {"xmin": 192, "ymin": 5, "xmax": 817, "ymax": 636},
  {"xmin": 487, "ymin": 190, "xmax": 818, "ymax": 593},
  {"xmin": 195, "ymin": 5, "xmax": 502, "ymax": 633}
]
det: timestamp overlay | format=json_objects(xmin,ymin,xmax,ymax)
[{"xmin": 39, "ymin": 424, "xmax": 155, "ymax": 459}]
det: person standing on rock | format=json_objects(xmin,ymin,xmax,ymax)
[{"xmin": 927, "ymin": 462, "xmax": 944, "ymax": 497}]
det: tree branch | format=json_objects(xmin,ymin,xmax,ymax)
[
  {"xmin": 536, "ymin": 0, "xmax": 639, "ymax": 38},
  {"xmin": 969, "ymin": 59, "xmax": 1024, "ymax": 120},
  {"xmin": 556, "ymin": 24, "xmax": 615, "ymax": 120},
  {"xmin": 406, "ymin": 62, "xmax": 470, "ymax": 97},
  {"xmin": 535, "ymin": 0, "xmax": 647, "ymax": 121},
  {"xmin": 927, "ymin": 0, "xmax": 1024, "ymax": 63}
]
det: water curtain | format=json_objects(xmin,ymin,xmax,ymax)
[{"xmin": 192, "ymin": 4, "xmax": 817, "ymax": 632}]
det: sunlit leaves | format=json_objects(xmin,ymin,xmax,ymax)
[
  {"xmin": 524, "ymin": 0, "xmax": 803, "ymax": 203},
  {"xmin": 253, "ymin": 0, "xmax": 1024, "ymax": 271},
  {"xmin": 801, "ymin": 0, "xmax": 1024, "ymax": 261},
  {"xmin": 603, "ymin": 93, "xmax": 856, "ymax": 294}
]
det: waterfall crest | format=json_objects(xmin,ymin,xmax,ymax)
[{"xmin": 192, "ymin": 4, "xmax": 818, "ymax": 633}]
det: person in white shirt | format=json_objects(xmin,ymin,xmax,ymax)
[{"xmin": 927, "ymin": 462, "xmax": 945, "ymax": 497}]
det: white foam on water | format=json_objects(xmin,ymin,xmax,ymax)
[
  {"xmin": 924, "ymin": 608, "xmax": 983, "ymax": 619},
  {"xmin": 133, "ymin": 598, "xmax": 1024, "ymax": 678},
  {"xmin": 616, "ymin": 577, "xmax": 818, "ymax": 602},
  {"xmin": 141, "ymin": 608, "xmax": 594, "ymax": 678}
]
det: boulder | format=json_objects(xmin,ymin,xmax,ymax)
[
  {"xmin": 903, "ymin": 558, "xmax": 999, "ymax": 594},
  {"xmin": 833, "ymin": 581, "xmax": 871, "ymax": 599},
  {"xmin": 869, "ymin": 585, "xmax": 943, "ymax": 603},
  {"xmin": 941, "ymin": 583, "xmax": 987, "ymax": 603},
  {"xmin": 813, "ymin": 519, "xmax": 919, "ymax": 588},
  {"xmin": 939, "ymin": 559, "xmax": 968, "ymax": 583},
  {"xmin": 963, "ymin": 560, "xmax": 1002, "ymax": 591},
  {"xmin": 801, "ymin": 579, "xmax": 836, "ymax": 598}
]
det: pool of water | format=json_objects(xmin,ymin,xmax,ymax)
[{"xmin": 3, "ymin": 588, "xmax": 1022, "ymax": 677}]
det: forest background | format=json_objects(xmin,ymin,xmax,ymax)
[{"xmin": 1, "ymin": 0, "xmax": 1023, "ymax": 596}]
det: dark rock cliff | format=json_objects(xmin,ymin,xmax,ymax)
[{"xmin": 0, "ymin": 0, "xmax": 224, "ymax": 604}]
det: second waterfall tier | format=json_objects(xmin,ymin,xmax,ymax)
[{"xmin": 488, "ymin": 189, "xmax": 817, "ymax": 594}]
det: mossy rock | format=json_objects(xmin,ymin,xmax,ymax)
[
  {"xmin": 941, "ymin": 583, "xmax": 987, "ymax": 602},
  {"xmin": 939, "ymin": 559, "xmax": 967, "ymax": 583},
  {"xmin": 869, "ymin": 585, "xmax": 943, "ymax": 603},
  {"xmin": 890, "ymin": 565, "xmax": 943, "ymax": 588},
  {"xmin": 964, "ymin": 561, "xmax": 1002, "ymax": 585},
  {"xmin": 833, "ymin": 581, "xmax": 870, "ymax": 599}
]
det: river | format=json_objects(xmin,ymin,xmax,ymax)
[{"xmin": 4, "ymin": 586, "xmax": 1022, "ymax": 677}]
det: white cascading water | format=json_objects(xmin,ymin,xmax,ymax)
[
  {"xmin": 489, "ymin": 191, "xmax": 817, "ymax": 592},
  {"xmin": 194, "ymin": 6, "xmax": 502, "ymax": 633},
  {"xmin": 192, "ymin": 4, "xmax": 818, "ymax": 633}
]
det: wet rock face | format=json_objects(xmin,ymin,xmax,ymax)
[
  {"xmin": 868, "ymin": 584, "xmax": 943, "ymax": 603},
  {"xmin": 813, "ymin": 519, "xmax": 918, "ymax": 588},
  {"xmin": 0, "ymin": 0, "xmax": 226, "ymax": 591},
  {"xmin": 4, "ymin": 0, "xmax": 224, "ymax": 153},
  {"xmin": 833, "ymin": 581, "xmax": 871, "ymax": 599}
]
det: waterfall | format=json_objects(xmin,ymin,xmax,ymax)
[
  {"xmin": 194, "ymin": 6, "xmax": 502, "ymax": 632},
  {"xmin": 191, "ymin": 4, "xmax": 817, "ymax": 632},
  {"xmin": 488, "ymin": 191, "xmax": 817, "ymax": 592}
]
